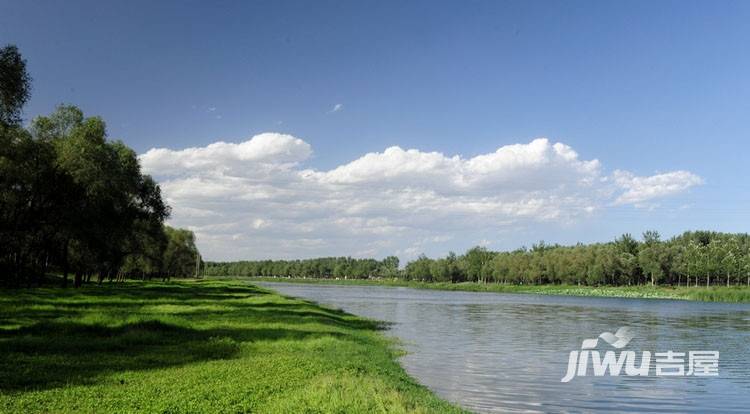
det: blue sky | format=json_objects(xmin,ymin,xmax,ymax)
[{"xmin": 2, "ymin": 0, "xmax": 749, "ymax": 260}]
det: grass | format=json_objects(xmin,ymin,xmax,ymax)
[
  {"xmin": 247, "ymin": 277, "xmax": 750, "ymax": 303},
  {"xmin": 0, "ymin": 280, "xmax": 465, "ymax": 413}
]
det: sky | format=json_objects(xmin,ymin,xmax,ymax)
[{"xmin": 2, "ymin": 0, "xmax": 749, "ymax": 261}]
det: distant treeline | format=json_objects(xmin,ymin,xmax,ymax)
[
  {"xmin": 206, "ymin": 256, "xmax": 400, "ymax": 280},
  {"xmin": 0, "ymin": 45, "xmax": 200, "ymax": 287},
  {"xmin": 207, "ymin": 230, "xmax": 750, "ymax": 287}
]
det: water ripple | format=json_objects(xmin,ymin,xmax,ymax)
[{"xmin": 261, "ymin": 282, "xmax": 750, "ymax": 413}]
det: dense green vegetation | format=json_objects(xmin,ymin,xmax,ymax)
[
  {"xmin": 1, "ymin": 44, "xmax": 456, "ymax": 409},
  {"xmin": 207, "ymin": 256, "xmax": 401, "ymax": 280},
  {"xmin": 249, "ymin": 277, "xmax": 750, "ymax": 302},
  {"xmin": 208, "ymin": 231, "xmax": 750, "ymax": 289},
  {"xmin": 0, "ymin": 45, "xmax": 200, "ymax": 287},
  {"xmin": 0, "ymin": 279, "xmax": 463, "ymax": 413}
]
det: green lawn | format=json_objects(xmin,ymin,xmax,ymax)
[
  {"xmin": 0, "ymin": 280, "xmax": 464, "ymax": 413},
  {"xmin": 248, "ymin": 277, "xmax": 750, "ymax": 303}
]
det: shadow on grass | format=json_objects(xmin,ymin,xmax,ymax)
[
  {"xmin": 71, "ymin": 282, "xmax": 269, "ymax": 301},
  {"xmin": 246, "ymin": 303, "xmax": 391, "ymax": 331},
  {"xmin": 0, "ymin": 282, "xmax": 385, "ymax": 393},
  {"xmin": 0, "ymin": 319, "xmax": 350, "ymax": 392}
]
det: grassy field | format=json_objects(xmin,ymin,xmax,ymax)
[
  {"xmin": 247, "ymin": 277, "xmax": 750, "ymax": 303},
  {"xmin": 0, "ymin": 280, "xmax": 465, "ymax": 413}
]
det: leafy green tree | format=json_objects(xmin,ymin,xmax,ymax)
[
  {"xmin": 463, "ymin": 246, "xmax": 493, "ymax": 283},
  {"xmin": 429, "ymin": 258, "xmax": 450, "ymax": 282},
  {"xmin": 207, "ymin": 230, "xmax": 750, "ymax": 290},
  {"xmin": 163, "ymin": 227, "xmax": 199, "ymax": 279},
  {"xmin": 0, "ymin": 45, "xmax": 180, "ymax": 287},
  {"xmin": 742, "ymin": 252, "xmax": 750, "ymax": 287},
  {"xmin": 638, "ymin": 245, "xmax": 663, "ymax": 286},
  {"xmin": 0, "ymin": 45, "xmax": 31, "ymax": 126},
  {"xmin": 379, "ymin": 256, "xmax": 400, "ymax": 278},
  {"xmin": 26, "ymin": 105, "xmax": 170, "ymax": 286},
  {"xmin": 405, "ymin": 254, "xmax": 432, "ymax": 281},
  {"xmin": 615, "ymin": 233, "xmax": 639, "ymax": 256}
]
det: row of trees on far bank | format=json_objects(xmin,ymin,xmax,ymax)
[
  {"xmin": 207, "ymin": 231, "xmax": 750, "ymax": 287},
  {"xmin": 205, "ymin": 256, "xmax": 400, "ymax": 280},
  {"xmin": 0, "ymin": 45, "xmax": 200, "ymax": 286}
]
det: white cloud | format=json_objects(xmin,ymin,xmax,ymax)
[
  {"xmin": 251, "ymin": 218, "xmax": 269, "ymax": 229},
  {"xmin": 328, "ymin": 103, "xmax": 343, "ymax": 114},
  {"xmin": 612, "ymin": 170, "xmax": 703, "ymax": 206},
  {"xmin": 140, "ymin": 134, "xmax": 702, "ymax": 260},
  {"xmin": 140, "ymin": 133, "xmax": 311, "ymax": 177},
  {"xmin": 318, "ymin": 139, "xmax": 600, "ymax": 193}
]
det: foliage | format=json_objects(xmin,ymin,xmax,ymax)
[
  {"xmin": 163, "ymin": 226, "xmax": 200, "ymax": 278},
  {"xmin": 211, "ymin": 231, "xmax": 750, "ymax": 288},
  {"xmin": 0, "ymin": 45, "xmax": 31, "ymax": 126},
  {"xmin": 0, "ymin": 280, "xmax": 463, "ymax": 413},
  {"xmin": 0, "ymin": 45, "xmax": 198, "ymax": 286},
  {"xmin": 248, "ymin": 277, "xmax": 750, "ymax": 303}
]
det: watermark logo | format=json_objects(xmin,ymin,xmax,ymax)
[{"xmin": 561, "ymin": 327, "xmax": 719, "ymax": 383}]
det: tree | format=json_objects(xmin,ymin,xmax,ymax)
[
  {"xmin": 163, "ymin": 227, "xmax": 199, "ymax": 279},
  {"xmin": 721, "ymin": 237, "xmax": 740, "ymax": 287},
  {"xmin": 706, "ymin": 239, "xmax": 724, "ymax": 287},
  {"xmin": 684, "ymin": 240, "xmax": 702, "ymax": 287},
  {"xmin": 463, "ymin": 246, "xmax": 493, "ymax": 283},
  {"xmin": 205, "ymin": 230, "xmax": 750, "ymax": 291},
  {"xmin": 405, "ymin": 254, "xmax": 432, "ymax": 281},
  {"xmin": 0, "ymin": 45, "xmax": 32, "ymax": 126},
  {"xmin": 638, "ymin": 231, "xmax": 663, "ymax": 286},
  {"xmin": 615, "ymin": 233, "xmax": 639, "ymax": 256},
  {"xmin": 0, "ymin": 125, "xmax": 63, "ymax": 285},
  {"xmin": 0, "ymin": 45, "xmax": 181, "ymax": 287},
  {"xmin": 643, "ymin": 230, "xmax": 661, "ymax": 245},
  {"xmin": 380, "ymin": 256, "xmax": 400, "ymax": 278},
  {"xmin": 25, "ymin": 105, "xmax": 170, "ymax": 286},
  {"xmin": 742, "ymin": 252, "xmax": 750, "ymax": 287},
  {"xmin": 429, "ymin": 259, "xmax": 449, "ymax": 282}
]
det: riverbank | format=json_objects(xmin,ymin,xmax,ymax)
[
  {"xmin": 246, "ymin": 277, "xmax": 750, "ymax": 303},
  {"xmin": 0, "ymin": 280, "xmax": 464, "ymax": 413}
]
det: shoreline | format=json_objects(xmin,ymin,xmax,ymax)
[
  {"xmin": 240, "ymin": 277, "xmax": 750, "ymax": 303},
  {"xmin": 0, "ymin": 280, "xmax": 465, "ymax": 413}
]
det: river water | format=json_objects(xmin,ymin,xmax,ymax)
[{"xmin": 259, "ymin": 282, "xmax": 750, "ymax": 413}]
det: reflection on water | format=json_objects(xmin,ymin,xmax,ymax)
[{"xmin": 260, "ymin": 282, "xmax": 750, "ymax": 413}]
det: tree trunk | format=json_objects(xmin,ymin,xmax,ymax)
[
  {"xmin": 61, "ymin": 240, "xmax": 69, "ymax": 288},
  {"xmin": 74, "ymin": 271, "xmax": 82, "ymax": 288}
]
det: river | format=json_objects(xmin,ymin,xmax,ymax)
[{"xmin": 259, "ymin": 282, "xmax": 750, "ymax": 413}]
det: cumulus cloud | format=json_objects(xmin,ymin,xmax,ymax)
[
  {"xmin": 318, "ymin": 139, "xmax": 600, "ymax": 193},
  {"xmin": 140, "ymin": 134, "xmax": 702, "ymax": 260},
  {"xmin": 140, "ymin": 133, "xmax": 311, "ymax": 177},
  {"xmin": 612, "ymin": 170, "xmax": 704, "ymax": 206}
]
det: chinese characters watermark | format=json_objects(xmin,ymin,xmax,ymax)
[{"xmin": 561, "ymin": 327, "xmax": 719, "ymax": 383}]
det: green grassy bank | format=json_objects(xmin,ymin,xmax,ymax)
[
  {"xmin": 0, "ymin": 280, "xmax": 464, "ymax": 413},
  {"xmin": 248, "ymin": 277, "xmax": 750, "ymax": 303}
]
